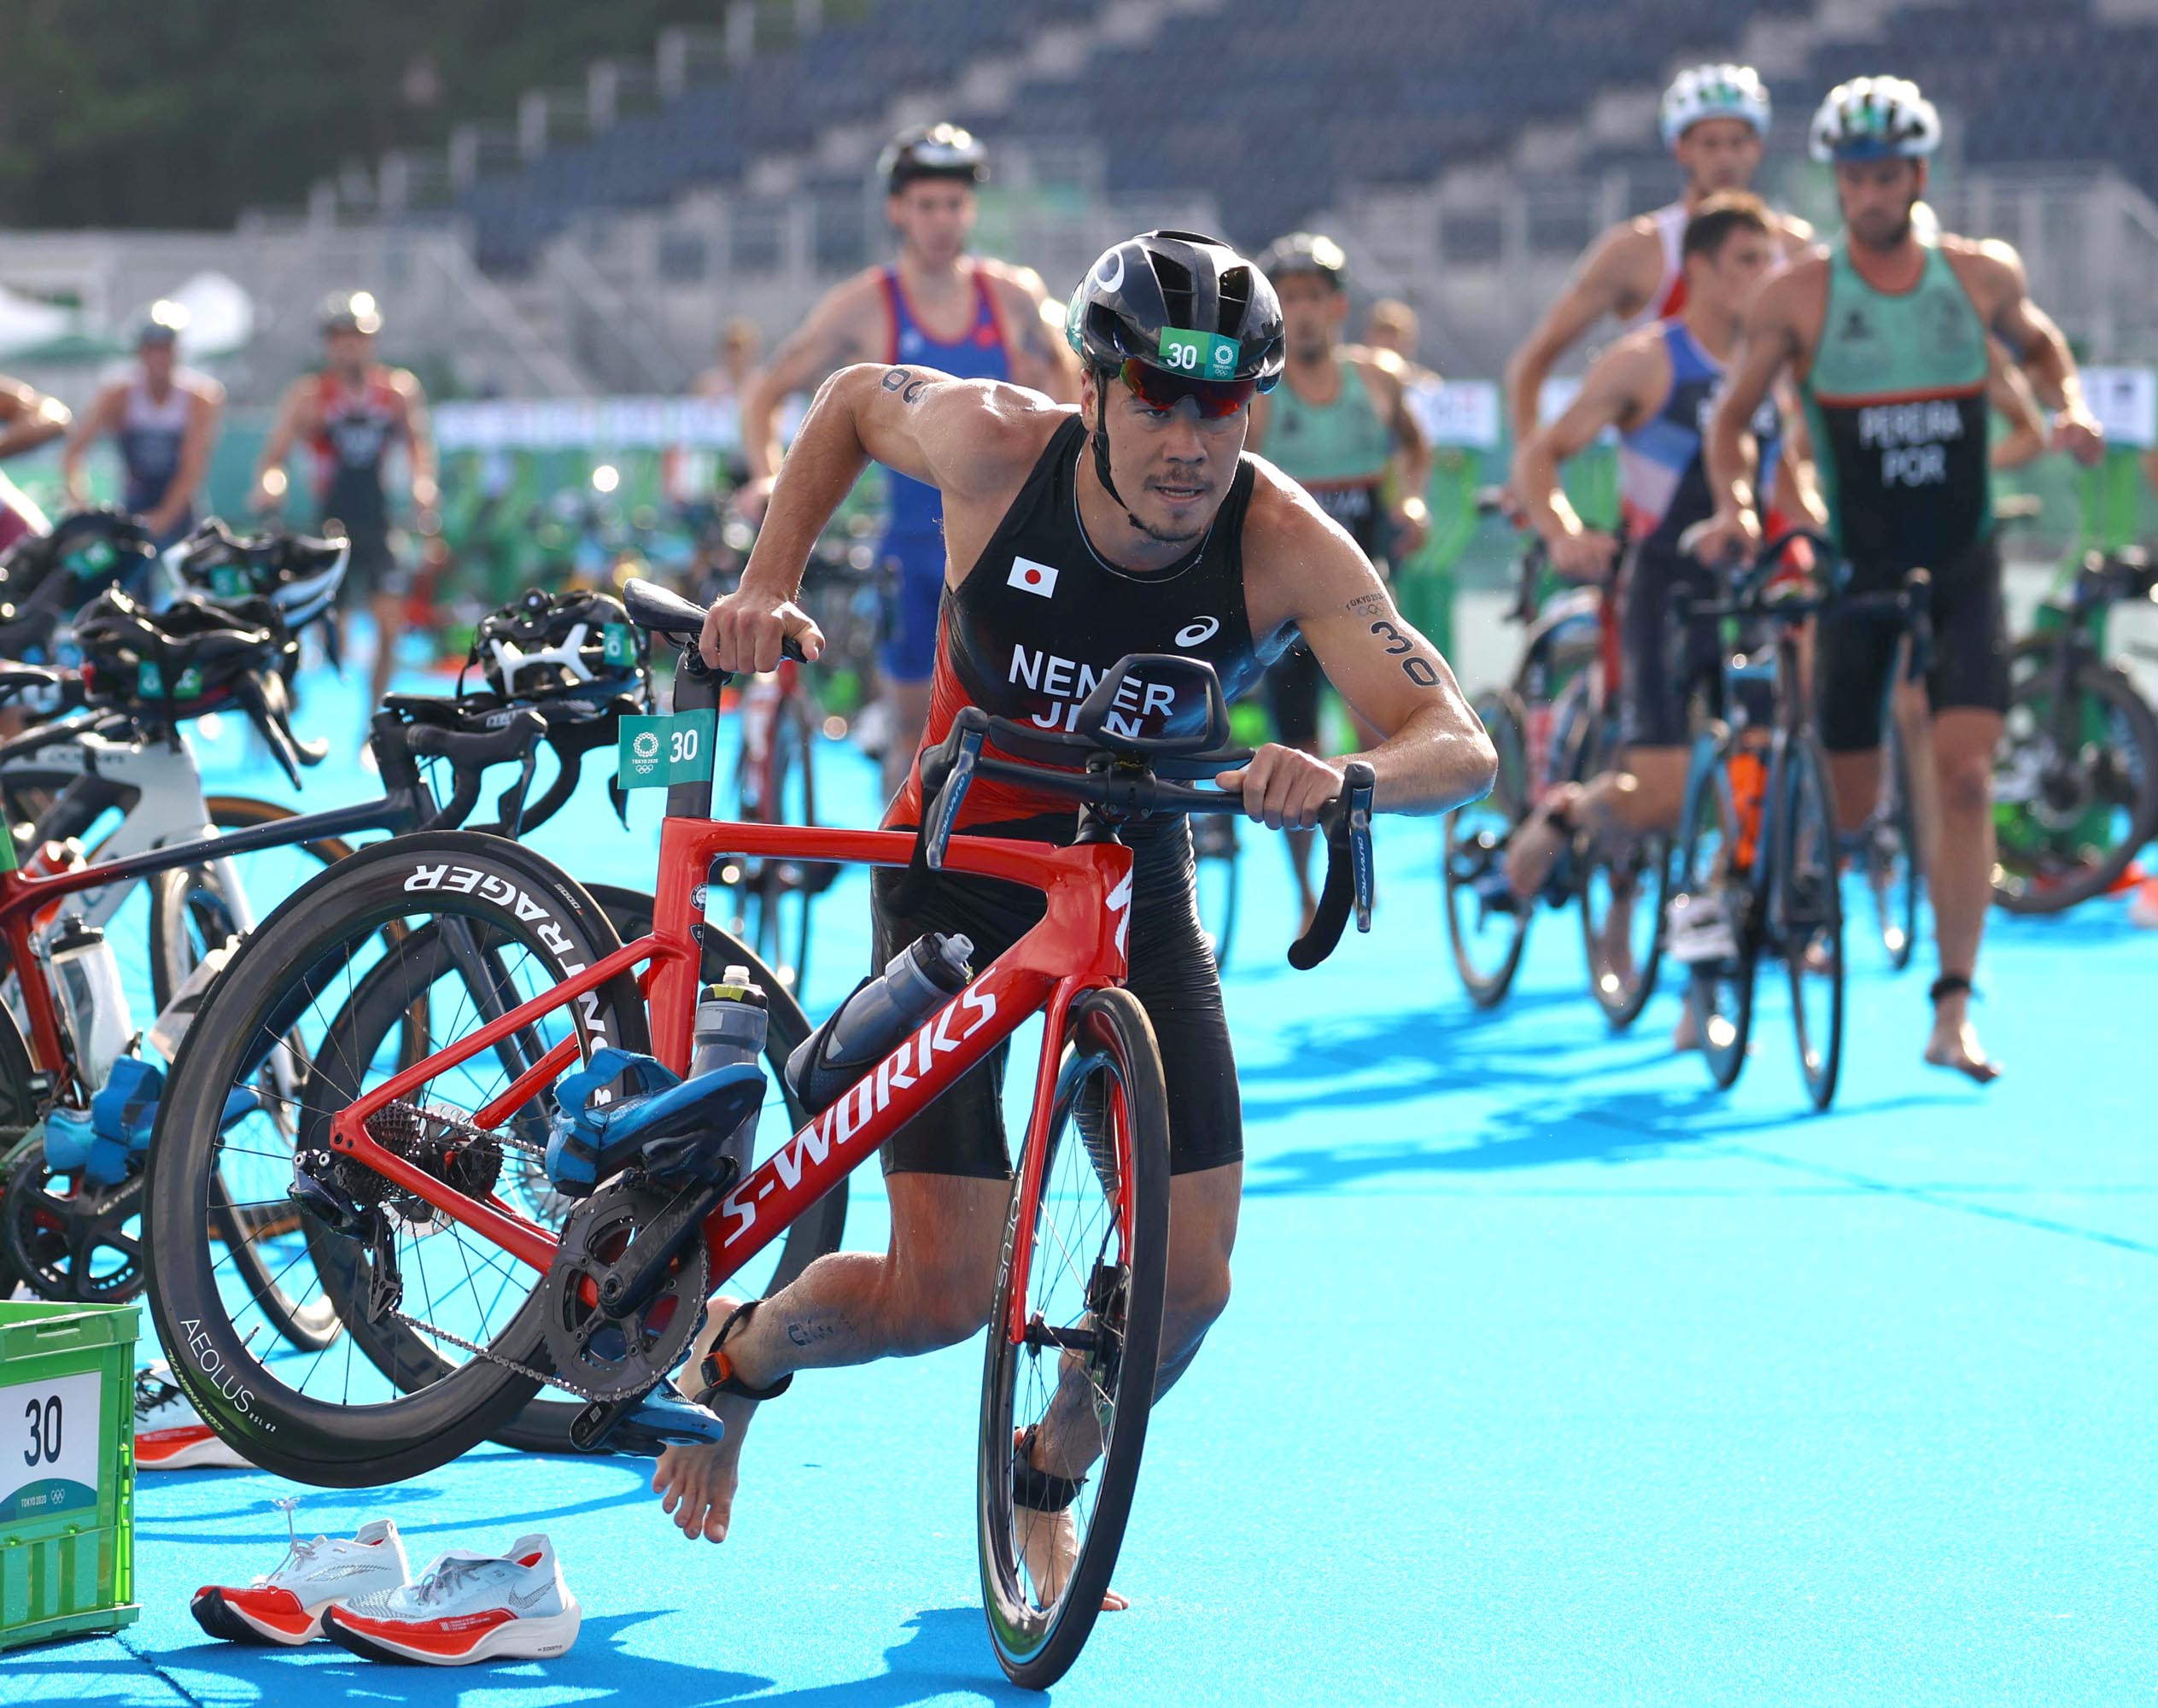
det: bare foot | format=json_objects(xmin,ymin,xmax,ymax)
[
  {"xmin": 1015, "ymin": 1501, "xmax": 1129, "ymax": 1614},
  {"xmin": 1923, "ymin": 1011, "xmax": 2002, "ymax": 1084},
  {"xmin": 652, "ymin": 1297, "xmax": 761, "ymax": 1543}
]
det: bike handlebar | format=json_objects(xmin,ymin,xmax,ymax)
[
  {"xmin": 914, "ymin": 705, "xmax": 1377, "ymax": 968},
  {"xmin": 1682, "ymin": 529, "xmax": 1934, "ymax": 683},
  {"xmin": 404, "ymin": 710, "xmax": 548, "ymax": 831}
]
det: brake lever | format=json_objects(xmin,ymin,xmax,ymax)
[
  {"xmin": 235, "ymin": 672, "xmax": 304, "ymax": 789},
  {"xmin": 490, "ymin": 745, "xmax": 541, "ymax": 838},
  {"xmin": 923, "ymin": 721, "xmax": 986, "ymax": 873},
  {"xmin": 1286, "ymin": 760, "xmax": 1377, "ymax": 970}
]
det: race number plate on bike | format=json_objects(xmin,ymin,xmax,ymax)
[{"xmin": 617, "ymin": 709, "xmax": 716, "ymax": 788}]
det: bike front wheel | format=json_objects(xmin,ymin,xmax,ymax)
[
  {"xmin": 978, "ymin": 986, "xmax": 1169, "ymax": 1690},
  {"xmin": 1442, "ymin": 689, "xmax": 1533, "ymax": 1008},
  {"xmin": 1779, "ymin": 733, "xmax": 1846, "ymax": 1111},
  {"xmin": 1677, "ymin": 732, "xmax": 1757, "ymax": 1090}
]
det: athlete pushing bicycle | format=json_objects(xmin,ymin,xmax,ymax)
[
  {"xmin": 665, "ymin": 231, "xmax": 1497, "ymax": 1592},
  {"xmin": 1699, "ymin": 76, "xmax": 2106, "ymax": 1083}
]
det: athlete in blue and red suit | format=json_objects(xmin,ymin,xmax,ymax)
[{"xmin": 735, "ymin": 125, "xmax": 1077, "ymax": 798}]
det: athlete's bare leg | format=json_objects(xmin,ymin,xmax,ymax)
[
  {"xmin": 1017, "ymin": 1161, "xmax": 1240, "ymax": 1611},
  {"xmin": 1922, "ymin": 708, "xmax": 2003, "ymax": 1082},
  {"xmin": 882, "ymin": 676, "xmax": 933, "ymax": 804},
  {"xmin": 367, "ymin": 588, "xmax": 403, "ymax": 716},
  {"xmin": 652, "ymin": 1173, "xmax": 1006, "ymax": 1544}
]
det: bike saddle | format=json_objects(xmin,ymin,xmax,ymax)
[{"xmin": 621, "ymin": 576, "xmax": 707, "ymax": 636}]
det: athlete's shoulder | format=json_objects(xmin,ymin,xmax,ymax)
[
  {"xmin": 1342, "ymin": 344, "xmax": 1407, "ymax": 395},
  {"xmin": 1775, "ymin": 209, "xmax": 1817, "ymax": 250},
  {"xmin": 1595, "ymin": 214, "xmax": 1667, "ymax": 266},
  {"xmin": 976, "ymin": 256, "xmax": 1056, "ymax": 306},
  {"xmin": 921, "ymin": 380, "xmax": 1071, "ymax": 493},
  {"xmin": 1597, "ymin": 320, "xmax": 1673, "ymax": 381},
  {"xmin": 1940, "ymin": 231, "xmax": 2025, "ymax": 285},
  {"xmin": 1756, "ymin": 250, "xmax": 1829, "ymax": 311},
  {"xmin": 180, "ymin": 367, "xmax": 226, "ymax": 407}
]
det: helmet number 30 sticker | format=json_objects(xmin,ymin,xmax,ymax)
[{"xmin": 1157, "ymin": 327, "xmax": 1241, "ymax": 377}]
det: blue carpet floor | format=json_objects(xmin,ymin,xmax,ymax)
[{"xmin": 7, "ymin": 651, "xmax": 2155, "ymax": 1705}]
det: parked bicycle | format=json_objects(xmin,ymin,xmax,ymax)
[
  {"xmin": 143, "ymin": 578, "xmax": 1376, "ymax": 1688},
  {"xmin": 1991, "ymin": 545, "xmax": 2158, "ymax": 912}
]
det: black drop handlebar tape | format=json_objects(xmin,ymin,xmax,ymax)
[
  {"xmin": 914, "ymin": 708, "xmax": 1378, "ymax": 969},
  {"xmin": 406, "ymin": 709, "xmax": 549, "ymax": 830}
]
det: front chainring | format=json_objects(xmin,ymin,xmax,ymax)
[
  {"xmin": 540, "ymin": 1176, "xmax": 709, "ymax": 1401},
  {"xmin": 0, "ymin": 1138, "xmax": 144, "ymax": 1302}
]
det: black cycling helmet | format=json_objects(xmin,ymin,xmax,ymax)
[
  {"xmin": 1257, "ymin": 231, "xmax": 1349, "ymax": 292},
  {"xmin": 1064, "ymin": 230, "xmax": 1284, "ymax": 510},
  {"xmin": 0, "ymin": 509, "xmax": 160, "ymax": 650},
  {"xmin": 472, "ymin": 588, "xmax": 648, "ymax": 704},
  {"xmin": 878, "ymin": 123, "xmax": 988, "ymax": 194},
  {"xmin": 319, "ymin": 290, "xmax": 383, "ymax": 336},
  {"xmin": 73, "ymin": 588, "xmax": 293, "ymax": 718},
  {"xmin": 167, "ymin": 519, "xmax": 349, "ymax": 633}
]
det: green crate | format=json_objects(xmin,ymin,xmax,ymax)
[{"xmin": 0, "ymin": 1298, "xmax": 140, "ymax": 1651}]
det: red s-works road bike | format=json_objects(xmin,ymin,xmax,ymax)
[{"xmin": 144, "ymin": 578, "xmax": 1375, "ymax": 1688}]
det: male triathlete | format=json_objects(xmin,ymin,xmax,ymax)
[
  {"xmin": 735, "ymin": 125, "xmax": 1076, "ymax": 799},
  {"xmin": 1505, "ymin": 65, "xmax": 1813, "ymax": 468},
  {"xmin": 1506, "ymin": 196, "xmax": 1807, "ymax": 927},
  {"xmin": 0, "ymin": 376, "xmax": 70, "ymax": 553},
  {"xmin": 1247, "ymin": 232, "xmax": 1431, "ymax": 925},
  {"xmin": 63, "ymin": 305, "xmax": 224, "ymax": 550},
  {"xmin": 1699, "ymin": 77, "xmax": 2105, "ymax": 1082},
  {"xmin": 254, "ymin": 292, "xmax": 441, "ymax": 722},
  {"xmin": 665, "ymin": 232, "xmax": 1496, "ymax": 1589}
]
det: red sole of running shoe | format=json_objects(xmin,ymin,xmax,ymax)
[{"xmin": 190, "ymin": 1586, "xmax": 320, "ymax": 1646}]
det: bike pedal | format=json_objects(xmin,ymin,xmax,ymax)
[{"xmin": 572, "ymin": 1383, "xmax": 728, "ymax": 1456}]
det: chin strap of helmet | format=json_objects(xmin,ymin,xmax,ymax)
[{"xmin": 1088, "ymin": 366, "xmax": 1152, "ymax": 533}]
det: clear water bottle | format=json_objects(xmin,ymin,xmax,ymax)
[
  {"xmin": 47, "ymin": 916, "xmax": 133, "ymax": 1090},
  {"xmin": 693, "ymin": 966, "xmax": 769, "ymax": 1179}
]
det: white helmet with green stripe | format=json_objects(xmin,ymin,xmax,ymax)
[
  {"xmin": 1660, "ymin": 64, "xmax": 1772, "ymax": 148},
  {"xmin": 1809, "ymin": 76, "xmax": 1942, "ymax": 162}
]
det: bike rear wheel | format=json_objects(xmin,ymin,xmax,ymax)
[
  {"xmin": 1677, "ymin": 732, "xmax": 1757, "ymax": 1089},
  {"xmin": 979, "ymin": 986, "xmax": 1169, "ymax": 1690},
  {"xmin": 1991, "ymin": 649, "xmax": 2158, "ymax": 913},
  {"xmin": 1442, "ymin": 689, "xmax": 1532, "ymax": 1008},
  {"xmin": 143, "ymin": 834, "xmax": 649, "ymax": 1487},
  {"xmin": 1780, "ymin": 734, "xmax": 1846, "ymax": 1111}
]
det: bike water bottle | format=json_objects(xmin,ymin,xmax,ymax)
[
  {"xmin": 692, "ymin": 967, "xmax": 770, "ymax": 1182},
  {"xmin": 47, "ymin": 916, "xmax": 133, "ymax": 1089},
  {"xmin": 786, "ymin": 933, "xmax": 974, "ymax": 1116}
]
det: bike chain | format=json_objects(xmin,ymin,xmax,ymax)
[{"xmin": 387, "ymin": 1306, "xmax": 614, "ymax": 1405}]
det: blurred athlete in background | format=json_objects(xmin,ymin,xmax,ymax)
[{"xmin": 63, "ymin": 302, "xmax": 224, "ymax": 550}]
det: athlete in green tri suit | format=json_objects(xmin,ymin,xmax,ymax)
[
  {"xmin": 1247, "ymin": 233, "xmax": 1430, "ymax": 925},
  {"xmin": 1700, "ymin": 76, "xmax": 2104, "ymax": 1083}
]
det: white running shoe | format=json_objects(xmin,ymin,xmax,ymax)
[
  {"xmin": 134, "ymin": 1361, "xmax": 253, "ymax": 1471},
  {"xmin": 323, "ymin": 1533, "xmax": 581, "ymax": 1665},
  {"xmin": 1666, "ymin": 889, "xmax": 1738, "ymax": 966},
  {"xmin": 191, "ymin": 1502, "xmax": 412, "ymax": 1646}
]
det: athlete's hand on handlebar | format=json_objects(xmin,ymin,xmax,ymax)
[
  {"xmin": 1681, "ymin": 506, "xmax": 1760, "ymax": 567},
  {"xmin": 1548, "ymin": 528, "xmax": 1620, "ymax": 582},
  {"xmin": 1214, "ymin": 744, "xmax": 1345, "ymax": 832},
  {"xmin": 698, "ymin": 584, "xmax": 826, "ymax": 675}
]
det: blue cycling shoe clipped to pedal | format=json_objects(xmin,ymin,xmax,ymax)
[
  {"xmin": 577, "ymin": 1382, "xmax": 731, "ymax": 1457},
  {"xmin": 44, "ymin": 1057, "xmax": 164, "ymax": 1186},
  {"xmin": 546, "ymin": 1048, "xmax": 767, "ymax": 1197}
]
